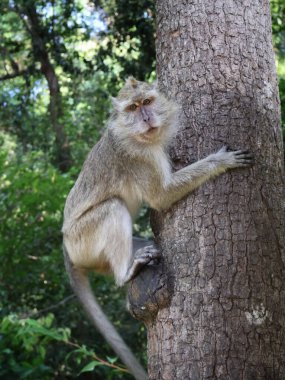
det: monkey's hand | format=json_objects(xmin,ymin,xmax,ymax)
[
  {"xmin": 124, "ymin": 246, "xmax": 161, "ymax": 284},
  {"xmin": 214, "ymin": 146, "xmax": 254, "ymax": 169}
]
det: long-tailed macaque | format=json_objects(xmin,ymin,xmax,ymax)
[{"xmin": 62, "ymin": 77, "xmax": 253, "ymax": 380}]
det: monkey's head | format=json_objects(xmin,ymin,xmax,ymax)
[{"xmin": 110, "ymin": 77, "xmax": 178, "ymax": 147}]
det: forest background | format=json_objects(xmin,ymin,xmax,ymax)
[{"xmin": 0, "ymin": 1, "xmax": 284, "ymax": 379}]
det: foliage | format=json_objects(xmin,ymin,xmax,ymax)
[
  {"xmin": 0, "ymin": 132, "xmax": 70, "ymax": 311},
  {"xmin": 0, "ymin": 313, "xmax": 129, "ymax": 379},
  {"xmin": 93, "ymin": 0, "xmax": 155, "ymax": 80},
  {"xmin": 270, "ymin": 0, "xmax": 285, "ymax": 148},
  {"xmin": 0, "ymin": 313, "xmax": 69, "ymax": 379},
  {"xmin": 271, "ymin": 0, "xmax": 285, "ymax": 52},
  {"xmin": 0, "ymin": 0, "xmax": 155, "ymax": 168}
]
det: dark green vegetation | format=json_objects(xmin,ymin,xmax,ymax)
[{"xmin": 0, "ymin": 1, "xmax": 283, "ymax": 379}]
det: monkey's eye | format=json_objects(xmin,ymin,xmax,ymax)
[
  {"xmin": 143, "ymin": 98, "xmax": 152, "ymax": 106},
  {"xmin": 128, "ymin": 104, "xmax": 138, "ymax": 111}
]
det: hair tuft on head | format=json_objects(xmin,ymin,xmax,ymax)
[{"xmin": 125, "ymin": 76, "xmax": 138, "ymax": 88}]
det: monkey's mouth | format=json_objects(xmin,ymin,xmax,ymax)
[
  {"xmin": 136, "ymin": 126, "xmax": 160, "ymax": 143},
  {"xmin": 144, "ymin": 126, "xmax": 158, "ymax": 135}
]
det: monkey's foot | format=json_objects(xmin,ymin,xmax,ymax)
[{"xmin": 124, "ymin": 246, "xmax": 161, "ymax": 283}]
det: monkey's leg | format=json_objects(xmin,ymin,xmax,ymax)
[
  {"xmin": 64, "ymin": 198, "xmax": 134, "ymax": 286},
  {"xmin": 89, "ymin": 198, "xmax": 135, "ymax": 287},
  {"xmin": 65, "ymin": 199, "xmax": 160, "ymax": 285},
  {"xmin": 124, "ymin": 245, "xmax": 161, "ymax": 284},
  {"xmin": 97, "ymin": 201, "xmax": 161, "ymax": 285},
  {"xmin": 152, "ymin": 148, "xmax": 253, "ymax": 210}
]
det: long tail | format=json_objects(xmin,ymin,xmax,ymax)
[{"xmin": 63, "ymin": 245, "xmax": 148, "ymax": 380}]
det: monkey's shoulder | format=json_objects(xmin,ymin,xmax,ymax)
[
  {"xmin": 64, "ymin": 132, "xmax": 172, "ymax": 220},
  {"xmin": 85, "ymin": 134, "xmax": 120, "ymax": 172}
]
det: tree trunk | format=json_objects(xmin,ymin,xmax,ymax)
[
  {"xmin": 19, "ymin": 3, "xmax": 72, "ymax": 172},
  {"xmin": 129, "ymin": 0, "xmax": 285, "ymax": 379}
]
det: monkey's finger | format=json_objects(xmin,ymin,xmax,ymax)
[
  {"xmin": 235, "ymin": 159, "xmax": 255, "ymax": 167},
  {"xmin": 240, "ymin": 161, "xmax": 255, "ymax": 167},
  {"xmin": 236, "ymin": 155, "xmax": 254, "ymax": 162},
  {"xmin": 233, "ymin": 151, "xmax": 254, "ymax": 160},
  {"xmin": 233, "ymin": 149, "xmax": 253, "ymax": 156}
]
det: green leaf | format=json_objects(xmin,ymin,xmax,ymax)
[
  {"xmin": 106, "ymin": 356, "xmax": 118, "ymax": 364},
  {"xmin": 79, "ymin": 360, "xmax": 102, "ymax": 374}
]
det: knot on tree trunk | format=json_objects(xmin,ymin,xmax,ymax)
[{"xmin": 127, "ymin": 260, "xmax": 172, "ymax": 323}]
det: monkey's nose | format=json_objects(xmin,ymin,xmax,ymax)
[
  {"xmin": 140, "ymin": 108, "xmax": 151, "ymax": 123},
  {"xmin": 143, "ymin": 115, "xmax": 150, "ymax": 123}
]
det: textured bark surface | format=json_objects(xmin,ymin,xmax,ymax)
[{"xmin": 148, "ymin": 1, "xmax": 285, "ymax": 379}]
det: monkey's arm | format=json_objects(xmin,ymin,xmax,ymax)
[{"xmin": 151, "ymin": 148, "xmax": 253, "ymax": 210}]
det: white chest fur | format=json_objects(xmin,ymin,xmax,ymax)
[
  {"xmin": 119, "ymin": 147, "xmax": 171, "ymax": 217},
  {"xmin": 150, "ymin": 147, "xmax": 172, "ymax": 188}
]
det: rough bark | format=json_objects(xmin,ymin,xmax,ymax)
[{"xmin": 128, "ymin": 0, "xmax": 285, "ymax": 379}]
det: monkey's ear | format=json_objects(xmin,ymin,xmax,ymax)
[
  {"xmin": 125, "ymin": 76, "xmax": 138, "ymax": 88},
  {"xmin": 111, "ymin": 97, "xmax": 120, "ymax": 109}
]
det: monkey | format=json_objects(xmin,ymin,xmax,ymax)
[{"xmin": 62, "ymin": 77, "xmax": 253, "ymax": 380}]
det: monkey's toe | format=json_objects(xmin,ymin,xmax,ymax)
[{"xmin": 134, "ymin": 245, "xmax": 161, "ymax": 265}]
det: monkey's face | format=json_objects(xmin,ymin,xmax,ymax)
[
  {"xmin": 122, "ymin": 95, "xmax": 162, "ymax": 143},
  {"xmin": 111, "ymin": 78, "xmax": 178, "ymax": 146}
]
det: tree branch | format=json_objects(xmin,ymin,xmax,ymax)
[
  {"xmin": 0, "ymin": 68, "xmax": 31, "ymax": 81},
  {"xmin": 21, "ymin": 295, "xmax": 76, "ymax": 318}
]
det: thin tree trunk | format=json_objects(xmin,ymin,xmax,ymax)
[
  {"xmin": 129, "ymin": 0, "xmax": 285, "ymax": 379},
  {"xmin": 18, "ymin": 4, "xmax": 72, "ymax": 172},
  {"xmin": 41, "ymin": 57, "xmax": 72, "ymax": 172}
]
